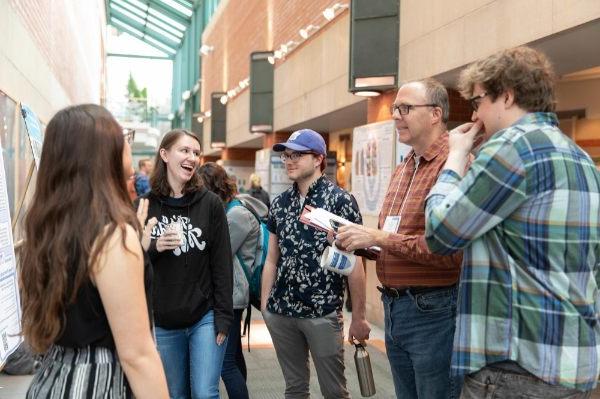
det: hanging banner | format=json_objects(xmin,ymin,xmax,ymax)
[
  {"xmin": 351, "ymin": 120, "xmax": 396, "ymax": 216},
  {"xmin": 0, "ymin": 141, "xmax": 22, "ymax": 368},
  {"xmin": 20, "ymin": 104, "xmax": 43, "ymax": 169}
]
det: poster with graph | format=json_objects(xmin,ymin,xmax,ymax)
[{"xmin": 351, "ymin": 120, "xmax": 396, "ymax": 216}]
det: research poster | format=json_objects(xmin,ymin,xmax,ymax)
[
  {"xmin": 269, "ymin": 152, "xmax": 292, "ymax": 198},
  {"xmin": 351, "ymin": 120, "xmax": 396, "ymax": 216},
  {"xmin": 254, "ymin": 149, "xmax": 271, "ymax": 196},
  {"xmin": 20, "ymin": 104, "xmax": 43, "ymax": 169},
  {"xmin": 0, "ymin": 143, "xmax": 22, "ymax": 368}
]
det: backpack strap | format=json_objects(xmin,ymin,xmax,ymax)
[{"xmin": 226, "ymin": 199, "xmax": 262, "ymax": 283}]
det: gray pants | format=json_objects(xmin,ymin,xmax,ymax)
[
  {"xmin": 263, "ymin": 310, "xmax": 349, "ymax": 399},
  {"xmin": 460, "ymin": 363, "xmax": 591, "ymax": 399}
]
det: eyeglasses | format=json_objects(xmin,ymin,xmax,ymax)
[
  {"xmin": 390, "ymin": 103, "xmax": 439, "ymax": 116},
  {"xmin": 468, "ymin": 92, "xmax": 488, "ymax": 111},
  {"xmin": 280, "ymin": 151, "xmax": 314, "ymax": 162},
  {"xmin": 123, "ymin": 128, "xmax": 136, "ymax": 145}
]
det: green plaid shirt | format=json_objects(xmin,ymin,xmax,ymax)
[{"xmin": 425, "ymin": 113, "xmax": 600, "ymax": 391}]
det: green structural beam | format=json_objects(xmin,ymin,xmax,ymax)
[
  {"xmin": 107, "ymin": 52, "xmax": 171, "ymax": 60},
  {"xmin": 118, "ymin": 0, "xmax": 189, "ymax": 33},
  {"xmin": 147, "ymin": 0, "xmax": 192, "ymax": 23},
  {"xmin": 110, "ymin": 10, "xmax": 179, "ymax": 49},
  {"xmin": 109, "ymin": 17, "xmax": 175, "ymax": 57}
]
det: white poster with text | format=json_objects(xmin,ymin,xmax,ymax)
[
  {"xmin": 351, "ymin": 120, "xmax": 396, "ymax": 216},
  {"xmin": 0, "ymin": 143, "xmax": 22, "ymax": 367}
]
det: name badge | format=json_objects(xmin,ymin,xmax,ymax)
[{"xmin": 382, "ymin": 216, "xmax": 401, "ymax": 233}]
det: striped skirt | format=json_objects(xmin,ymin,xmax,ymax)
[{"xmin": 26, "ymin": 345, "xmax": 133, "ymax": 399}]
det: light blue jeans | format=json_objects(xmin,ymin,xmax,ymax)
[
  {"xmin": 155, "ymin": 311, "xmax": 227, "ymax": 399},
  {"xmin": 382, "ymin": 286, "xmax": 461, "ymax": 399}
]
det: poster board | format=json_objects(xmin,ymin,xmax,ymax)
[
  {"xmin": 351, "ymin": 120, "xmax": 396, "ymax": 216},
  {"xmin": 0, "ymin": 142, "xmax": 22, "ymax": 367},
  {"xmin": 254, "ymin": 148, "xmax": 271, "ymax": 196},
  {"xmin": 20, "ymin": 104, "xmax": 43, "ymax": 169},
  {"xmin": 265, "ymin": 150, "xmax": 339, "ymax": 199},
  {"xmin": 269, "ymin": 152, "xmax": 292, "ymax": 198}
]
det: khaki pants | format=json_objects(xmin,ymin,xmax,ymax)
[{"xmin": 263, "ymin": 310, "xmax": 349, "ymax": 399}]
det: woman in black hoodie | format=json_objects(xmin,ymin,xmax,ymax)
[{"xmin": 140, "ymin": 129, "xmax": 233, "ymax": 399}]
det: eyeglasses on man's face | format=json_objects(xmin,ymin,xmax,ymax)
[
  {"xmin": 280, "ymin": 151, "xmax": 314, "ymax": 162},
  {"xmin": 468, "ymin": 92, "xmax": 488, "ymax": 111},
  {"xmin": 123, "ymin": 128, "xmax": 136, "ymax": 145},
  {"xmin": 390, "ymin": 103, "xmax": 439, "ymax": 116}
]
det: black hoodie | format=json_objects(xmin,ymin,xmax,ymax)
[{"xmin": 140, "ymin": 187, "xmax": 233, "ymax": 334}]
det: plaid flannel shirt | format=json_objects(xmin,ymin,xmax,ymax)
[{"xmin": 425, "ymin": 113, "xmax": 600, "ymax": 391}]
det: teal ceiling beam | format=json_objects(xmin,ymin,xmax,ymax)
[
  {"xmin": 107, "ymin": 52, "xmax": 171, "ymax": 60},
  {"xmin": 110, "ymin": 10, "xmax": 179, "ymax": 49},
  {"xmin": 109, "ymin": 18, "xmax": 174, "ymax": 57},
  {"xmin": 118, "ymin": 0, "xmax": 189, "ymax": 32},
  {"xmin": 147, "ymin": 0, "xmax": 191, "ymax": 23}
]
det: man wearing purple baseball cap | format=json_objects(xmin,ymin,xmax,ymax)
[{"xmin": 261, "ymin": 129, "xmax": 370, "ymax": 398}]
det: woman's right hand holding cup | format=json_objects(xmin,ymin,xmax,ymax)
[{"xmin": 156, "ymin": 226, "xmax": 182, "ymax": 252}]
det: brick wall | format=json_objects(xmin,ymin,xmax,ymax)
[
  {"xmin": 201, "ymin": 0, "xmax": 341, "ymax": 113},
  {"xmin": 9, "ymin": 0, "xmax": 105, "ymax": 104}
]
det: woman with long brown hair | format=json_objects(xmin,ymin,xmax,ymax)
[
  {"xmin": 21, "ymin": 104, "xmax": 168, "ymax": 398},
  {"xmin": 139, "ymin": 129, "xmax": 233, "ymax": 398}
]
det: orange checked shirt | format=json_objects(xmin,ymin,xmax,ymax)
[{"xmin": 376, "ymin": 132, "xmax": 462, "ymax": 287}]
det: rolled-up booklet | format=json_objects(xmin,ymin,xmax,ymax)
[{"xmin": 300, "ymin": 205, "xmax": 380, "ymax": 260}]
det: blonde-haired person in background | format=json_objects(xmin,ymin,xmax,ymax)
[{"xmin": 248, "ymin": 173, "xmax": 270, "ymax": 209}]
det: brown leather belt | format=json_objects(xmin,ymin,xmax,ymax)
[{"xmin": 377, "ymin": 284, "xmax": 456, "ymax": 298}]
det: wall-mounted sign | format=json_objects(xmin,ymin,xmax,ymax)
[{"xmin": 20, "ymin": 104, "xmax": 43, "ymax": 169}]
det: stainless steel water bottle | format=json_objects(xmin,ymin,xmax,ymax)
[{"xmin": 354, "ymin": 341, "xmax": 376, "ymax": 397}]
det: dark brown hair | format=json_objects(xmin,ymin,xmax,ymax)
[
  {"xmin": 458, "ymin": 46, "xmax": 556, "ymax": 112},
  {"xmin": 20, "ymin": 104, "xmax": 139, "ymax": 353},
  {"xmin": 197, "ymin": 162, "xmax": 237, "ymax": 203},
  {"xmin": 150, "ymin": 129, "xmax": 203, "ymax": 196}
]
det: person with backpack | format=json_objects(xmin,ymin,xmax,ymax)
[{"xmin": 198, "ymin": 162, "xmax": 268, "ymax": 399}]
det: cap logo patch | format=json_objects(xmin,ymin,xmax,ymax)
[{"xmin": 289, "ymin": 131, "xmax": 302, "ymax": 141}]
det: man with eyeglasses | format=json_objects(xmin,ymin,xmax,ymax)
[
  {"xmin": 425, "ymin": 46, "xmax": 600, "ymax": 397},
  {"xmin": 336, "ymin": 78, "xmax": 464, "ymax": 398},
  {"xmin": 261, "ymin": 129, "xmax": 370, "ymax": 399}
]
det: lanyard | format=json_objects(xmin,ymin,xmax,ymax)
[{"xmin": 386, "ymin": 154, "xmax": 421, "ymax": 222}]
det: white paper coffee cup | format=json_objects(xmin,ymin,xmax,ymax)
[
  {"xmin": 167, "ymin": 220, "xmax": 184, "ymax": 245},
  {"xmin": 320, "ymin": 245, "xmax": 356, "ymax": 276}
]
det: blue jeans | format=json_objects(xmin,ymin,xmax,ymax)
[
  {"xmin": 382, "ymin": 286, "xmax": 461, "ymax": 399},
  {"xmin": 155, "ymin": 310, "xmax": 227, "ymax": 399},
  {"xmin": 221, "ymin": 309, "xmax": 248, "ymax": 399}
]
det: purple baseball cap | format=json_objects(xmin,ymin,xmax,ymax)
[{"xmin": 272, "ymin": 129, "xmax": 327, "ymax": 156}]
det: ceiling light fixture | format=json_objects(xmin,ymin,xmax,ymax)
[
  {"xmin": 323, "ymin": 3, "xmax": 348, "ymax": 21},
  {"xmin": 299, "ymin": 24, "xmax": 319, "ymax": 39},
  {"xmin": 199, "ymin": 44, "xmax": 214, "ymax": 55},
  {"xmin": 353, "ymin": 90, "xmax": 381, "ymax": 97}
]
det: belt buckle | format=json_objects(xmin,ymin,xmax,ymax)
[{"xmin": 379, "ymin": 286, "xmax": 401, "ymax": 298}]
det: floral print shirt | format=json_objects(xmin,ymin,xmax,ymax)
[{"xmin": 266, "ymin": 175, "xmax": 362, "ymax": 318}]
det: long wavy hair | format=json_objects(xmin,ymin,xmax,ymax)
[
  {"xmin": 150, "ymin": 129, "xmax": 203, "ymax": 196},
  {"xmin": 20, "ymin": 104, "xmax": 140, "ymax": 353},
  {"xmin": 197, "ymin": 162, "xmax": 237, "ymax": 203}
]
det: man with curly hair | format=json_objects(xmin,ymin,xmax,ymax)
[{"xmin": 425, "ymin": 46, "xmax": 600, "ymax": 397}]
